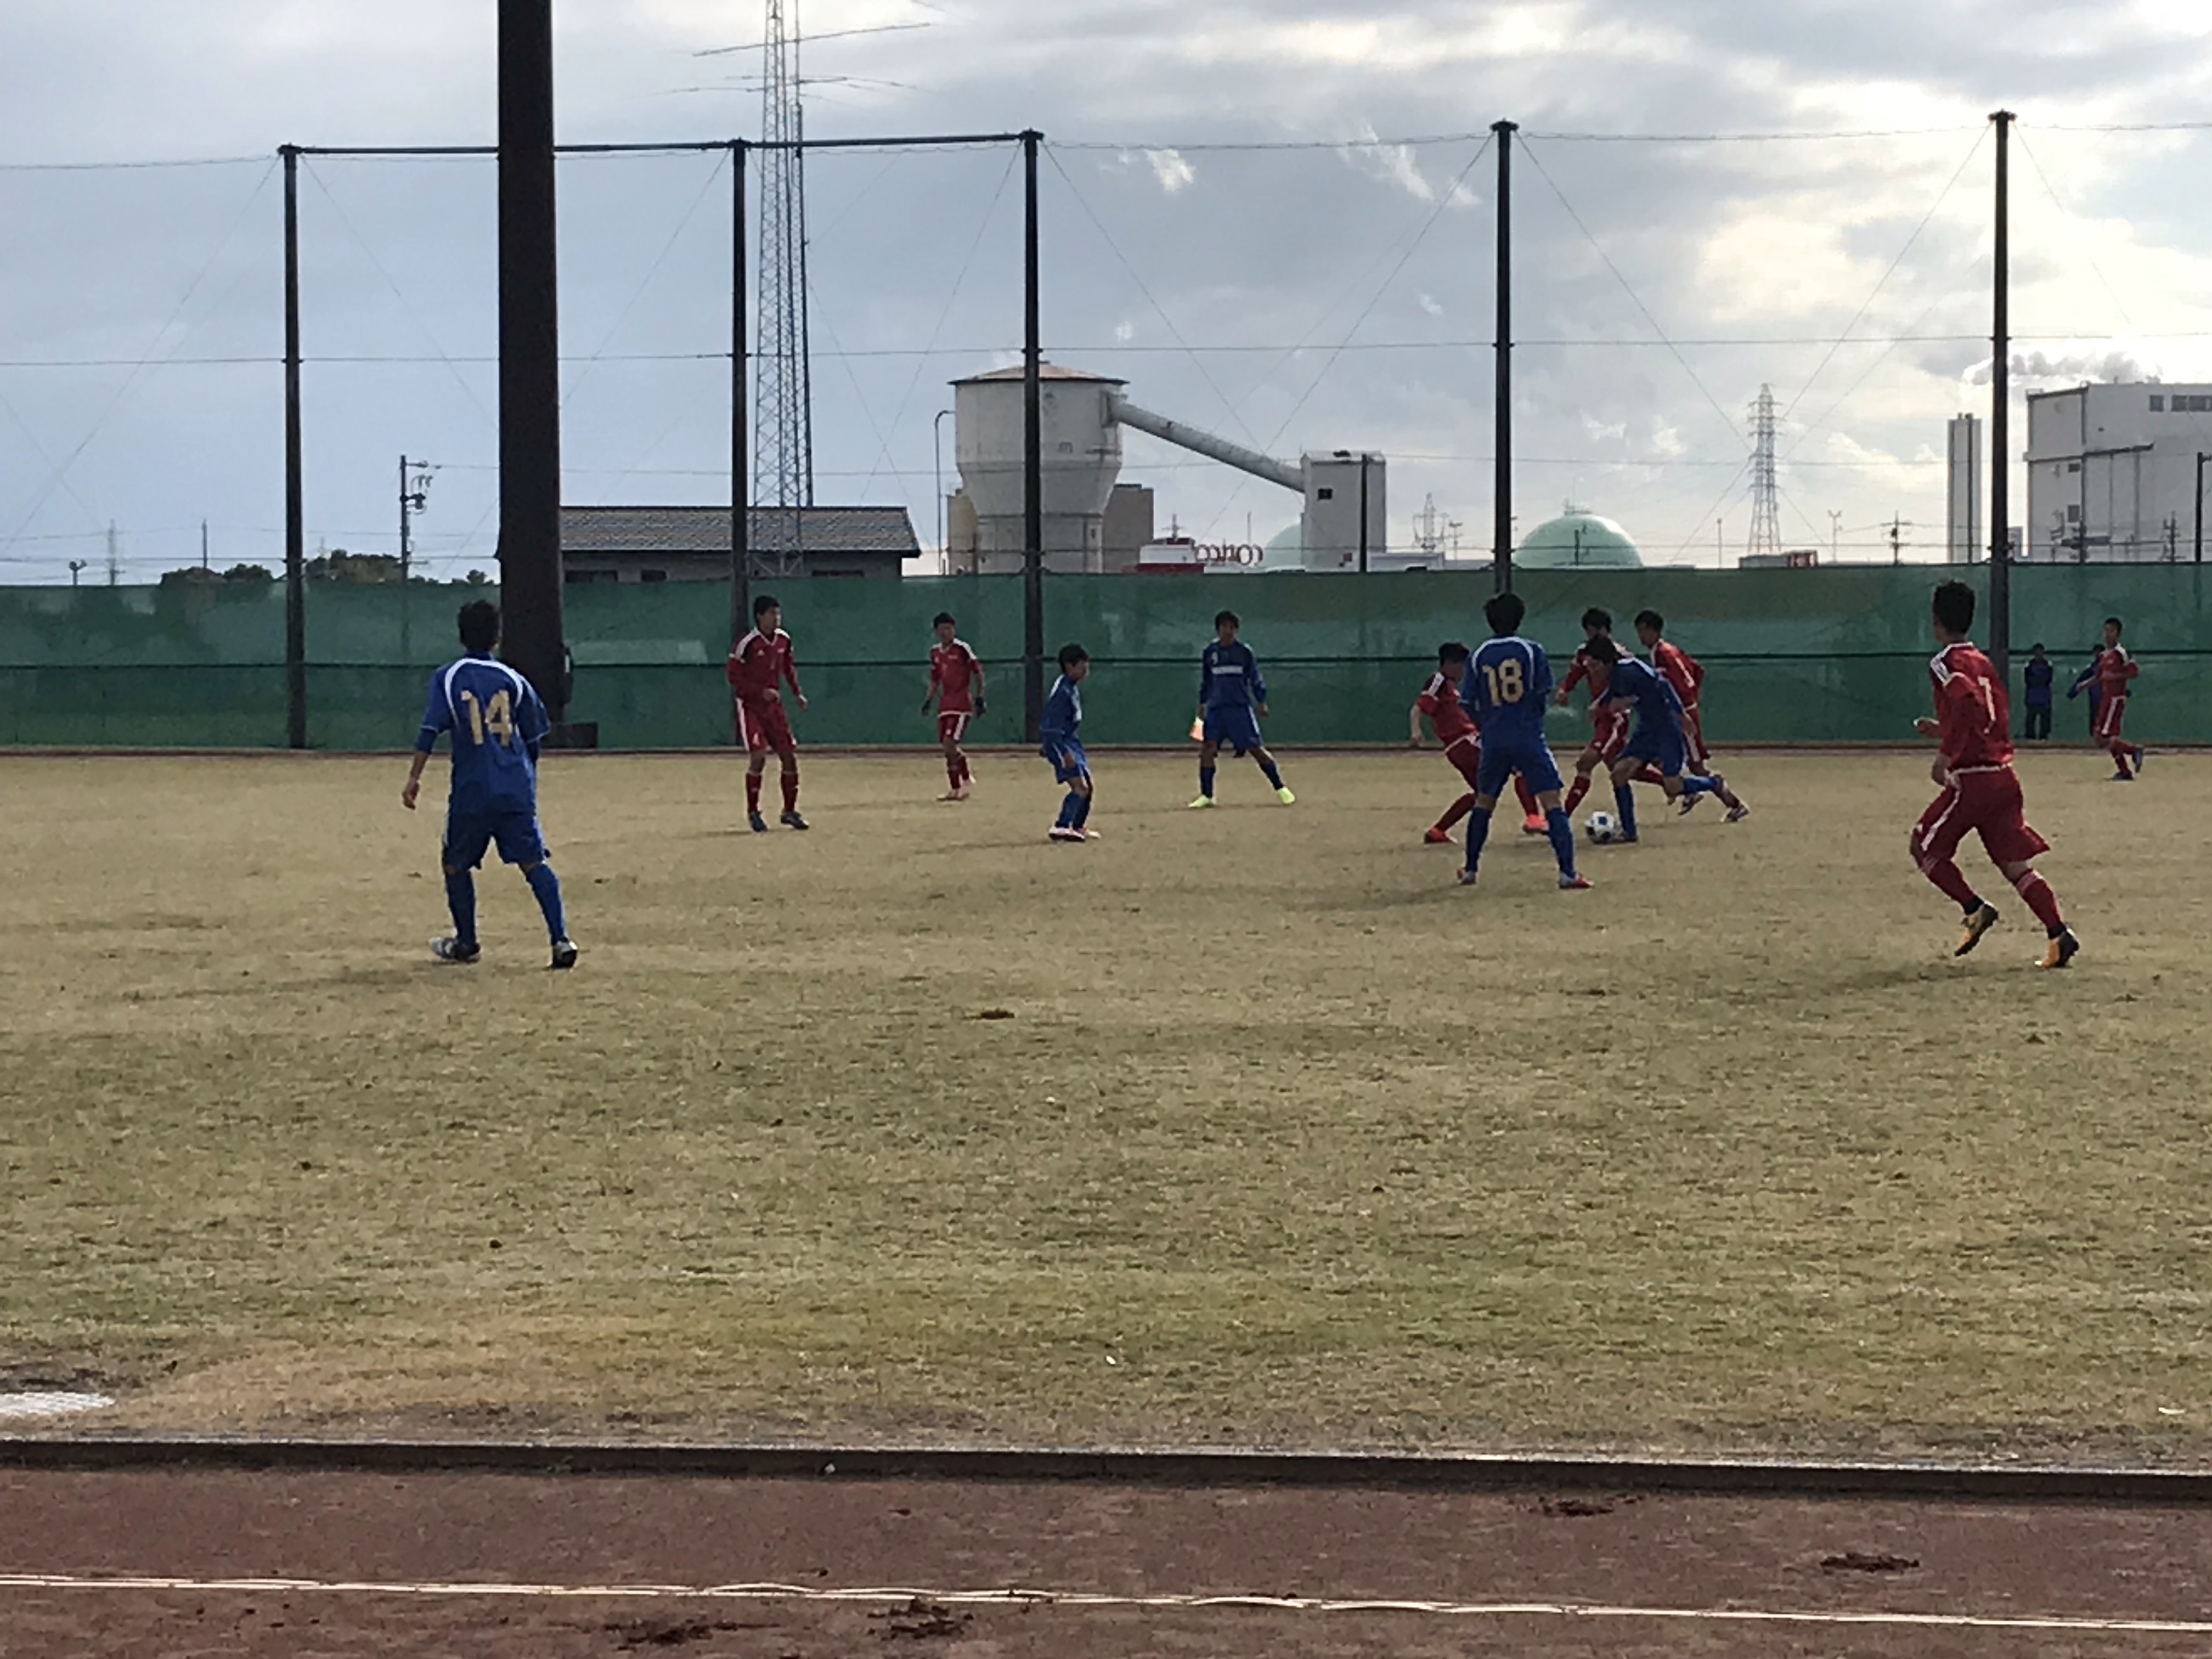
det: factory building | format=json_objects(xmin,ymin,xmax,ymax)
[{"xmin": 2024, "ymin": 383, "xmax": 2212, "ymax": 562}]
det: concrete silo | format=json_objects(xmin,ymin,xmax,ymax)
[{"xmin": 951, "ymin": 365, "xmax": 1126, "ymax": 574}]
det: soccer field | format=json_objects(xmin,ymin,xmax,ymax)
[{"xmin": 3, "ymin": 747, "xmax": 2208, "ymax": 1458}]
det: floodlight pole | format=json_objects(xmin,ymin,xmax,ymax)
[
  {"xmin": 281, "ymin": 144, "xmax": 307, "ymax": 749},
  {"xmin": 1493, "ymin": 119, "xmax": 1516, "ymax": 595},
  {"xmin": 1989, "ymin": 110, "xmax": 2013, "ymax": 685},
  {"xmin": 731, "ymin": 138, "xmax": 751, "ymax": 646},
  {"xmin": 496, "ymin": 0, "xmax": 569, "ymax": 730},
  {"xmin": 1022, "ymin": 129, "xmax": 1045, "ymax": 744}
]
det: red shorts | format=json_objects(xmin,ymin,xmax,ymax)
[
  {"xmin": 736, "ymin": 697, "xmax": 796, "ymax": 755},
  {"xmin": 937, "ymin": 710, "xmax": 972, "ymax": 745},
  {"xmin": 1912, "ymin": 765, "xmax": 2049, "ymax": 872},
  {"xmin": 1443, "ymin": 733, "xmax": 1483, "ymax": 790},
  {"xmin": 1681, "ymin": 704, "xmax": 1711, "ymax": 769},
  {"xmin": 2094, "ymin": 695, "xmax": 2128, "ymax": 743},
  {"xmin": 1590, "ymin": 707, "xmax": 1630, "ymax": 763}
]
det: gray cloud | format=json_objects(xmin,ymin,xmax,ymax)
[{"xmin": 3, "ymin": 0, "xmax": 2209, "ymax": 577}]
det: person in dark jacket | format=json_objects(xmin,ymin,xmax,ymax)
[{"xmin": 2022, "ymin": 643, "xmax": 2054, "ymax": 740}]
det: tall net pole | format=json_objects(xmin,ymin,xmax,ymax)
[{"xmin": 753, "ymin": 0, "xmax": 812, "ymax": 575}]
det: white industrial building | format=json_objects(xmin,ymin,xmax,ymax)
[
  {"xmin": 945, "ymin": 364, "xmax": 1386, "ymax": 575},
  {"xmin": 2025, "ymin": 383, "xmax": 2212, "ymax": 562}
]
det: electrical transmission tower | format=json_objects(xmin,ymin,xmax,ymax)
[
  {"xmin": 1747, "ymin": 383, "xmax": 1781, "ymax": 563},
  {"xmin": 752, "ymin": 0, "xmax": 812, "ymax": 573}
]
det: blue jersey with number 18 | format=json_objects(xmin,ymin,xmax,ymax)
[
  {"xmin": 1461, "ymin": 635, "xmax": 1554, "ymax": 743},
  {"xmin": 416, "ymin": 653, "xmax": 552, "ymax": 817}
]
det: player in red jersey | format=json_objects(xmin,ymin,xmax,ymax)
[
  {"xmin": 1558, "ymin": 606, "xmax": 1635, "ymax": 815},
  {"xmin": 727, "ymin": 592, "xmax": 809, "ymax": 832},
  {"xmin": 1912, "ymin": 580, "xmax": 2079, "ymax": 969},
  {"xmin": 2091, "ymin": 615, "xmax": 2146, "ymax": 781},
  {"xmin": 1410, "ymin": 642, "xmax": 1539, "ymax": 843},
  {"xmin": 921, "ymin": 611, "xmax": 986, "ymax": 800}
]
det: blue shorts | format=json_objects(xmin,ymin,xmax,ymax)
[
  {"xmin": 1203, "ymin": 704, "xmax": 1264, "ymax": 755},
  {"xmin": 1042, "ymin": 738, "xmax": 1090, "ymax": 785},
  {"xmin": 444, "ymin": 806, "xmax": 547, "ymax": 870},
  {"xmin": 1476, "ymin": 735, "xmax": 1562, "ymax": 800},
  {"xmin": 1622, "ymin": 721, "xmax": 1688, "ymax": 778}
]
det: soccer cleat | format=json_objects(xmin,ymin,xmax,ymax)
[
  {"xmin": 1276, "ymin": 786, "xmax": 1296, "ymax": 805},
  {"xmin": 1424, "ymin": 826, "xmax": 1454, "ymax": 845},
  {"xmin": 1678, "ymin": 791, "xmax": 1703, "ymax": 816},
  {"xmin": 2135, "ymin": 747, "xmax": 2148, "ymax": 773},
  {"xmin": 550, "ymin": 938, "xmax": 580, "ymax": 971},
  {"xmin": 781, "ymin": 810, "xmax": 810, "ymax": 831},
  {"xmin": 2111, "ymin": 772, "xmax": 2134, "ymax": 783},
  {"xmin": 1559, "ymin": 873, "xmax": 1593, "ymax": 891},
  {"xmin": 1047, "ymin": 825, "xmax": 1085, "ymax": 842},
  {"xmin": 952, "ymin": 783, "xmax": 972, "ymax": 801},
  {"xmin": 2039, "ymin": 929, "xmax": 2081, "ymax": 971},
  {"xmin": 1955, "ymin": 902, "xmax": 2000, "ymax": 957},
  {"xmin": 1085, "ymin": 828, "xmax": 1103, "ymax": 840},
  {"xmin": 1522, "ymin": 814, "xmax": 1546, "ymax": 836},
  {"xmin": 431, "ymin": 936, "xmax": 481, "ymax": 964},
  {"xmin": 1188, "ymin": 794, "xmax": 1217, "ymax": 809},
  {"xmin": 748, "ymin": 811, "xmax": 769, "ymax": 833},
  {"xmin": 1725, "ymin": 802, "xmax": 1750, "ymax": 823},
  {"xmin": 1457, "ymin": 867, "xmax": 1478, "ymax": 887}
]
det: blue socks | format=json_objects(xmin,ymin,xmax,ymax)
[
  {"xmin": 1545, "ymin": 808, "xmax": 1578, "ymax": 878},
  {"xmin": 443, "ymin": 870, "xmax": 477, "ymax": 948},
  {"xmin": 1615, "ymin": 785, "xmax": 1639, "ymax": 842},
  {"xmin": 1057, "ymin": 791, "xmax": 1084, "ymax": 828},
  {"xmin": 525, "ymin": 861, "xmax": 567, "ymax": 943},
  {"xmin": 1683, "ymin": 774, "xmax": 1719, "ymax": 798},
  {"xmin": 1462, "ymin": 804, "xmax": 1494, "ymax": 874},
  {"xmin": 1199, "ymin": 764, "xmax": 1216, "ymax": 799},
  {"xmin": 1071, "ymin": 792, "xmax": 1092, "ymax": 830},
  {"xmin": 1260, "ymin": 759, "xmax": 1285, "ymax": 789}
]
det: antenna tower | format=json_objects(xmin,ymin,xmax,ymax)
[
  {"xmin": 753, "ymin": 0, "xmax": 812, "ymax": 570},
  {"xmin": 1747, "ymin": 383, "xmax": 1781, "ymax": 562}
]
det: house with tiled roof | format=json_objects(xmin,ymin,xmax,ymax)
[{"xmin": 560, "ymin": 505, "xmax": 921, "ymax": 583}]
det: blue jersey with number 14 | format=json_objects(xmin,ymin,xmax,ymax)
[
  {"xmin": 1462, "ymin": 635, "xmax": 1554, "ymax": 743},
  {"xmin": 416, "ymin": 653, "xmax": 551, "ymax": 817}
]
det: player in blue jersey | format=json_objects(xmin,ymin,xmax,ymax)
[
  {"xmin": 1583, "ymin": 635, "xmax": 1747, "ymax": 842},
  {"xmin": 1190, "ymin": 611, "xmax": 1295, "ymax": 808},
  {"xmin": 1455, "ymin": 591, "xmax": 1590, "ymax": 891},
  {"xmin": 400, "ymin": 600, "xmax": 578, "ymax": 968},
  {"xmin": 1041, "ymin": 642, "xmax": 1098, "ymax": 844}
]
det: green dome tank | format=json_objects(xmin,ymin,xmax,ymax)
[{"xmin": 1517, "ymin": 509, "xmax": 1644, "ymax": 569}]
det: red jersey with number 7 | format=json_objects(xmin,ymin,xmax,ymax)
[{"xmin": 1930, "ymin": 641, "xmax": 2015, "ymax": 771}]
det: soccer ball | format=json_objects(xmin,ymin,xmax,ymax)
[{"xmin": 1584, "ymin": 810, "xmax": 1621, "ymax": 845}]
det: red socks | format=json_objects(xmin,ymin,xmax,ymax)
[
  {"xmin": 1436, "ymin": 793, "xmax": 1476, "ymax": 832},
  {"xmin": 781, "ymin": 766, "xmax": 800, "ymax": 813},
  {"xmin": 1563, "ymin": 775, "xmax": 1592, "ymax": 814},
  {"xmin": 2011, "ymin": 868, "xmax": 2065, "ymax": 933},
  {"xmin": 745, "ymin": 773, "xmax": 763, "ymax": 814},
  {"xmin": 1514, "ymin": 776, "xmax": 1541, "ymax": 819}
]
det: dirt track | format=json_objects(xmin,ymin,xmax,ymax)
[{"xmin": 6, "ymin": 1467, "xmax": 2212, "ymax": 1656}]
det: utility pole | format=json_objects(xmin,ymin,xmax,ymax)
[
  {"xmin": 106, "ymin": 522, "xmax": 119, "ymax": 585},
  {"xmin": 201, "ymin": 518, "xmax": 210, "ymax": 572},
  {"xmin": 400, "ymin": 455, "xmax": 432, "ymax": 662},
  {"xmin": 283, "ymin": 141, "xmax": 307, "ymax": 749},
  {"xmin": 1988, "ymin": 109, "xmax": 2014, "ymax": 684},
  {"xmin": 1827, "ymin": 509, "xmax": 1842, "ymax": 565},
  {"xmin": 1890, "ymin": 515, "xmax": 1903, "ymax": 565},
  {"xmin": 2196, "ymin": 451, "xmax": 2208, "ymax": 564},
  {"xmin": 1492, "ymin": 119, "xmax": 1516, "ymax": 595}
]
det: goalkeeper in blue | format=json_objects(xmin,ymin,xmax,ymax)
[
  {"xmin": 400, "ymin": 599, "xmax": 579, "ymax": 969},
  {"xmin": 1190, "ymin": 610, "xmax": 1294, "ymax": 808},
  {"xmin": 1456, "ymin": 591, "xmax": 1590, "ymax": 891},
  {"xmin": 1583, "ymin": 634, "xmax": 1747, "ymax": 842}
]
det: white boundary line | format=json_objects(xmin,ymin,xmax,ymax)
[{"xmin": 2, "ymin": 1574, "xmax": 2208, "ymax": 1634}]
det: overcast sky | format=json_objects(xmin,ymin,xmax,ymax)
[{"xmin": 3, "ymin": 0, "xmax": 2209, "ymax": 582}]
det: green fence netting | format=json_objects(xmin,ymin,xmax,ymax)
[{"xmin": 4, "ymin": 566, "xmax": 2207, "ymax": 749}]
